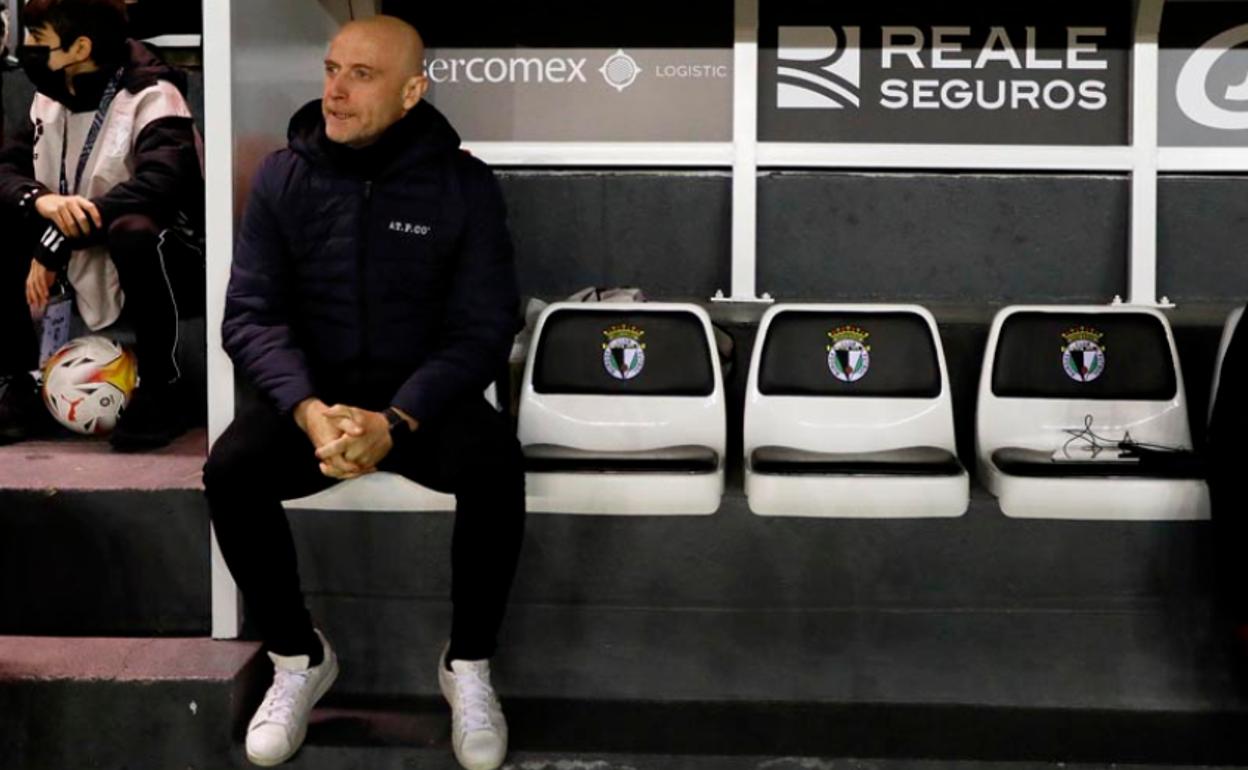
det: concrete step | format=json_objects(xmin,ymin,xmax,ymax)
[
  {"xmin": 284, "ymin": 600, "xmax": 1248, "ymax": 765},
  {"xmin": 0, "ymin": 636, "xmax": 263, "ymax": 769},
  {"xmin": 0, "ymin": 488, "xmax": 210, "ymax": 636},
  {"xmin": 2, "ymin": 630, "xmax": 1244, "ymax": 768},
  {"xmin": 274, "ymin": 750, "xmax": 1248, "ymax": 770}
]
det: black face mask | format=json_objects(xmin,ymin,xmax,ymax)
[{"xmin": 18, "ymin": 45, "xmax": 72, "ymax": 103}]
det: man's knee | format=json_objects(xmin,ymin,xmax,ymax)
[
  {"xmin": 203, "ymin": 421, "xmax": 276, "ymax": 499},
  {"xmin": 202, "ymin": 438, "xmax": 254, "ymax": 499},
  {"xmin": 106, "ymin": 214, "xmax": 159, "ymax": 258},
  {"xmin": 449, "ymin": 427, "xmax": 525, "ymax": 496}
]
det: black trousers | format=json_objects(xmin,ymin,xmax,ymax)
[
  {"xmin": 1208, "ymin": 307, "xmax": 1248, "ymax": 624},
  {"xmin": 0, "ymin": 207, "xmax": 204, "ymax": 384},
  {"xmin": 203, "ymin": 394, "xmax": 527, "ymax": 660}
]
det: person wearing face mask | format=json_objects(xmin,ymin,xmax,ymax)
[{"xmin": 0, "ymin": 0, "xmax": 204, "ymax": 449}]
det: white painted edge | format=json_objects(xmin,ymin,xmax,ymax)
[
  {"xmin": 142, "ymin": 34, "xmax": 203, "ymax": 49},
  {"xmin": 210, "ymin": 524, "xmax": 240, "ymax": 639},
  {"xmin": 756, "ymin": 143, "xmax": 1136, "ymax": 171},
  {"xmin": 203, "ymin": 9, "xmax": 235, "ymax": 448},
  {"xmin": 203, "ymin": 0, "xmax": 240, "ymax": 640},
  {"xmin": 463, "ymin": 142, "xmax": 733, "ymax": 167},
  {"xmin": 1159, "ymin": 147, "xmax": 1248, "ymax": 171}
]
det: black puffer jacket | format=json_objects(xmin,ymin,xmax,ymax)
[{"xmin": 223, "ymin": 99, "xmax": 519, "ymax": 423}]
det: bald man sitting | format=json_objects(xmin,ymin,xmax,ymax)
[{"xmin": 204, "ymin": 16, "xmax": 524, "ymax": 769}]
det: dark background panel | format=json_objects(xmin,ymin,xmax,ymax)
[
  {"xmin": 381, "ymin": 0, "xmax": 733, "ymax": 48},
  {"xmin": 498, "ymin": 171, "xmax": 732, "ymax": 301},
  {"xmin": 125, "ymin": 0, "xmax": 203, "ymax": 38},
  {"xmin": 756, "ymin": 171, "xmax": 1129, "ymax": 303},
  {"xmin": 1159, "ymin": 0, "xmax": 1248, "ymax": 47},
  {"xmin": 0, "ymin": 0, "xmax": 201, "ymax": 42},
  {"xmin": 760, "ymin": 0, "xmax": 1133, "ymax": 37},
  {"xmin": 1158, "ymin": 175, "xmax": 1248, "ymax": 303}
]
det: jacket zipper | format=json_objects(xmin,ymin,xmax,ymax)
[{"xmin": 358, "ymin": 180, "xmax": 373, "ymax": 365}]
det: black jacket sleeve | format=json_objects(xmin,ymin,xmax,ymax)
[
  {"xmin": 221, "ymin": 155, "xmax": 318, "ymax": 415},
  {"xmin": 390, "ymin": 159, "xmax": 520, "ymax": 423},
  {"xmin": 91, "ymin": 115, "xmax": 202, "ymax": 226},
  {"xmin": 0, "ymin": 112, "xmax": 52, "ymax": 215}
]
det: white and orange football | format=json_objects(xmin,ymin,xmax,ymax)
[{"xmin": 41, "ymin": 336, "xmax": 138, "ymax": 435}]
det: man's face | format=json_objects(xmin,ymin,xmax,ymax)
[
  {"xmin": 24, "ymin": 25, "xmax": 90, "ymax": 71},
  {"xmin": 322, "ymin": 26, "xmax": 423, "ymax": 148}
]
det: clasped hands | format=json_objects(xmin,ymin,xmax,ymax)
[{"xmin": 294, "ymin": 397, "xmax": 413, "ymax": 480}]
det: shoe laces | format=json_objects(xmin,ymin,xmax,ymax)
[
  {"xmin": 452, "ymin": 666, "xmax": 497, "ymax": 733},
  {"xmin": 257, "ymin": 668, "xmax": 312, "ymax": 726}
]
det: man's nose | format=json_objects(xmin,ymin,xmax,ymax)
[{"xmin": 325, "ymin": 73, "xmax": 348, "ymax": 100}]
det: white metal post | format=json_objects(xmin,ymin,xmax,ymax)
[
  {"xmin": 1130, "ymin": 0, "xmax": 1166, "ymax": 306},
  {"xmin": 203, "ymin": 0, "xmax": 241, "ymax": 639},
  {"xmin": 726, "ymin": 0, "xmax": 765, "ymax": 302}
]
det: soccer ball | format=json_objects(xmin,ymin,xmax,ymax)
[{"xmin": 41, "ymin": 336, "xmax": 138, "ymax": 435}]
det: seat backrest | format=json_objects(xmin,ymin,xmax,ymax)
[
  {"xmin": 976, "ymin": 305, "xmax": 1191, "ymax": 456},
  {"xmin": 744, "ymin": 304, "xmax": 956, "ymax": 456},
  {"xmin": 1209, "ymin": 306, "xmax": 1245, "ymax": 425},
  {"xmin": 518, "ymin": 302, "xmax": 726, "ymax": 456}
]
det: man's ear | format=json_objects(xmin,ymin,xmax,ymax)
[
  {"xmin": 401, "ymin": 75, "xmax": 429, "ymax": 110},
  {"xmin": 66, "ymin": 34, "xmax": 93, "ymax": 64}
]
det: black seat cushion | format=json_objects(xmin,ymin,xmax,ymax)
[
  {"xmin": 524, "ymin": 444, "xmax": 720, "ymax": 474},
  {"xmin": 991, "ymin": 447, "xmax": 1204, "ymax": 479},
  {"xmin": 750, "ymin": 446, "xmax": 963, "ymax": 476}
]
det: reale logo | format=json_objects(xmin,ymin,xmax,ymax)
[
  {"xmin": 1177, "ymin": 23, "xmax": 1248, "ymax": 130},
  {"xmin": 777, "ymin": 26, "xmax": 862, "ymax": 109}
]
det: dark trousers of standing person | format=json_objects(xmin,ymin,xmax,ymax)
[
  {"xmin": 107, "ymin": 213, "xmax": 206, "ymax": 389},
  {"xmin": 0, "ymin": 206, "xmax": 203, "ymax": 385},
  {"xmin": 0, "ymin": 207, "xmax": 39, "ymax": 378},
  {"xmin": 203, "ymin": 394, "xmax": 527, "ymax": 662},
  {"xmin": 1208, "ymin": 305, "xmax": 1248, "ymax": 631}
]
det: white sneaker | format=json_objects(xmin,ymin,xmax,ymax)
[
  {"xmin": 438, "ymin": 648, "xmax": 508, "ymax": 770},
  {"xmin": 245, "ymin": 630, "xmax": 339, "ymax": 766}
]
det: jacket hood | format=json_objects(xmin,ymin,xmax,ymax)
[
  {"xmin": 287, "ymin": 98, "xmax": 462, "ymax": 175},
  {"xmin": 119, "ymin": 39, "xmax": 188, "ymax": 95}
]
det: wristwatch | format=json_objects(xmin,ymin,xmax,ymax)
[{"xmin": 384, "ymin": 407, "xmax": 409, "ymax": 434}]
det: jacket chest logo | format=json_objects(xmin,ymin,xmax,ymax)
[{"xmin": 388, "ymin": 220, "xmax": 432, "ymax": 237}]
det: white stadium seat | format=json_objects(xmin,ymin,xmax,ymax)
[
  {"xmin": 744, "ymin": 303, "xmax": 968, "ymax": 518},
  {"xmin": 518, "ymin": 302, "xmax": 726, "ymax": 515},
  {"xmin": 976, "ymin": 305, "xmax": 1208, "ymax": 521}
]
